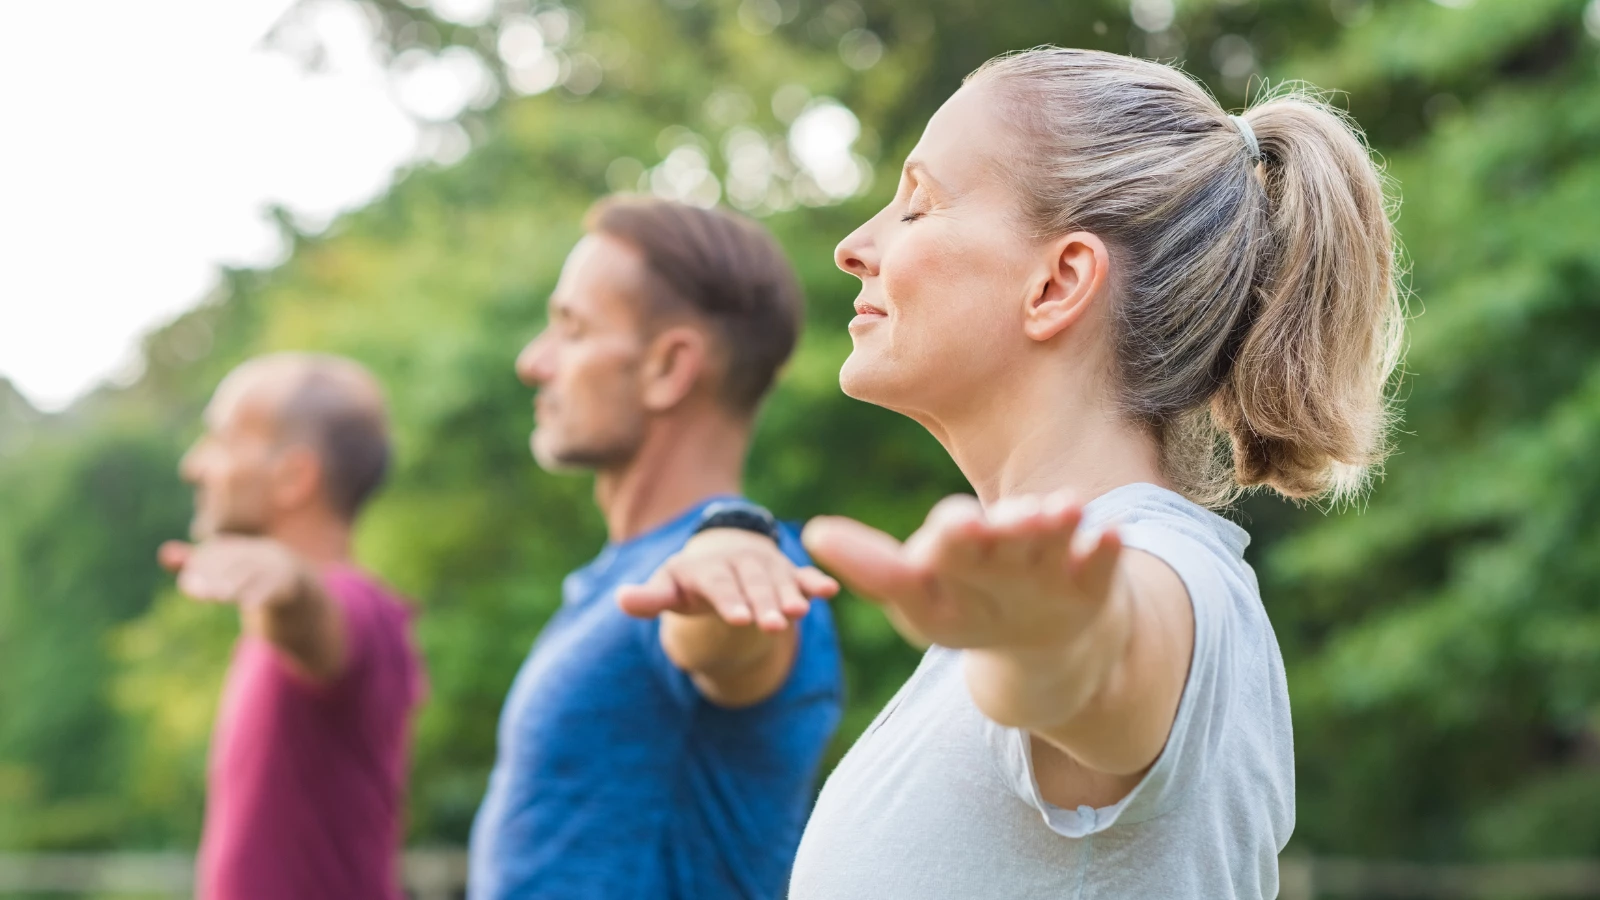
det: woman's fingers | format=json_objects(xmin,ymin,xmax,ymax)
[
  {"xmin": 1070, "ymin": 527, "xmax": 1123, "ymax": 596},
  {"xmin": 906, "ymin": 495, "xmax": 988, "ymax": 569},
  {"xmin": 908, "ymin": 492, "xmax": 1086, "ymax": 577},
  {"xmin": 981, "ymin": 493, "xmax": 1084, "ymax": 568},
  {"xmin": 803, "ymin": 516, "xmax": 923, "ymax": 607},
  {"xmin": 985, "ymin": 495, "xmax": 1046, "ymax": 566},
  {"xmin": 1030, "ymin": 493, "xmax": 1083, "ymax": 572}
]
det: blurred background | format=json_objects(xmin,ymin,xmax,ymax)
[{"xmin": 1, "ymin": 0, "xmax": 1599, "ymax": 896}]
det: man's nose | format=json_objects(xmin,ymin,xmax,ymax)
[{"xmin": 516, "ymin": 332, "xmax": 553, "ymax": 388}]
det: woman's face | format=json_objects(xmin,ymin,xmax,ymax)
[{"xmin": 834, "ymin": 83, "xmax": 1044, "ymax": 423}]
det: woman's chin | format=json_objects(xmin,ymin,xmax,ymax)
[{"xmin": 839, "ymin": 352, "xmax": 909, "ymax": 408}]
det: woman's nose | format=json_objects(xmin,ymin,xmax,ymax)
[{"xmin": 834, "ymin": 224, "xmax": 877, "ymax": 279}]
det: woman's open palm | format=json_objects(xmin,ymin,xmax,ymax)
[{"xmin": 803, "ymin": 492, "xmax": 1123, "ymax": 652}]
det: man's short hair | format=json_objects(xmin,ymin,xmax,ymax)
[
  {"xmin": 274, "ymin": 356, "xmax": 391, "ymax": 520},
  {"xmin": 584, "ymin": 196, "xmax": 804, "ymax": 415}
]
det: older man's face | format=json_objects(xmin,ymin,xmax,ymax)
[{"xmin": 179, "ymin": 374, "xmax": 285, "ymax": 540}]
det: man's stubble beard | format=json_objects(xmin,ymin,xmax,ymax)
[
  {"xmin": 531, "ymin": 421, "xmax": 646, "ymax": 475},
  {"xmin": 190, "ymin": 500, "xmax": 271, "ymax": 542}
]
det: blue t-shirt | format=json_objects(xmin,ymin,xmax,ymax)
[{"xmin": 468, "ymin": 498, "xmax": 845, "ymax": 900}]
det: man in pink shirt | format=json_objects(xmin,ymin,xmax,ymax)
[{"xmin": 159, "ymin": 353, "xmax": 425, "ymax": 900}]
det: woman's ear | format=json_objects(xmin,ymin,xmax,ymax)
[
  {"xmin": 1024, "ymin": 232, "xmax": 1110, "ymax": 342},
  {"xmin": 641, "ymin": 325, "xmax": 708, "ymax": 412}
]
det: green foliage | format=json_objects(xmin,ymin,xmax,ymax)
[
  {"xmin": 1271, "ymin": 0, "xmax": 1600, "ymax": 854},
  {"xmin": 0, "ymin": 0, "xmax": 1596, "ymax": 862},
  {"xmin": 0, "ymin": 431, "xmax": 190, "ymax": 848}
]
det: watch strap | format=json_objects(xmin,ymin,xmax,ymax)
[{"xmin": 692, "ymin": 500, "xmax": 782, "ymax": 543}]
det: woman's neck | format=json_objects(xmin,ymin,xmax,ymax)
[{"xmin": 929, "ymin": 370, "xmax": 1168, "ymax": 509}]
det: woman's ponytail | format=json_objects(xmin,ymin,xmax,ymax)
[{"xmin": 1210, "ymin": 92, "xmax": 1405, "ymax": 501}]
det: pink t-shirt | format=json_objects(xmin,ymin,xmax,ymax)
[{"xmin": 198, "ymin": 566, "xmax": 426, "ymax": 900}]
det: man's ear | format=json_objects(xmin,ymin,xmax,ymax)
[
  {"xmin": 641, "ymin": 325, "xmax": 709, "ymax": 413},
  {"xmin": 271, "ymin": 444, "xmax": 325, "ymax": 513},
  {"xmin": 1023, "ymin": 231, "xmax": 1111, "ymax": 343}
]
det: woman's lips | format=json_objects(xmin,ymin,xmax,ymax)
[{"xmin": 850, "ymin": 300, "xmax": 887, "ymax": 329}]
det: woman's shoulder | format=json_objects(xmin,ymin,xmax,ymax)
[{"xmin": 1085, "ymin": 483, "xmax": 1267, "ymax": 645}]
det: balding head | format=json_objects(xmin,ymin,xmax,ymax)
[
  {"xmin": 262, "ymin": 354, "xmax": 390, "ymax": 519},
  {"xmin": 186, "ymin": 354, "xmax": 391, "ymax": 537}
]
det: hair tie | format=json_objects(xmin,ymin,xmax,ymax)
[{"xmin": 1229, "ymin": 114, "xmax": 1260, "ymax": 162}]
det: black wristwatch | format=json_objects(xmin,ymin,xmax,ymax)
[{"xmin": 692, "ymin": 500, "xmax": 782, "ymax": 543}]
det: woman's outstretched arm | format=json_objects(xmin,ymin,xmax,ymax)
[{"xmin": 803, "ymin": 493, "xmax": 1193, "ymax": 784}]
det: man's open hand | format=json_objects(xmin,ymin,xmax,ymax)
[
  {"xmin": 160, "ymin": 536, "xmax": 345, "ymax": 682},
  {"xmin": 159, "ymin": 536, "xmax": 311, "ymax": 610},
  {"xmin": 617, "ymin": 528, "xmax": 839, "ymax": 631}
]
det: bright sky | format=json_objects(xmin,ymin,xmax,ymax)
[
  {"xmin": 0, "ymin": 0, "xmax": 461, "ymax": 411},
  {"xmin": 0, "ymin": 0, "xmax": 868, "ymax": 411}
]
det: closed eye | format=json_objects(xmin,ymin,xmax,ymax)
[{"xmin": 900, "ymin": 211, "xmax": 925, "ymax": 223}]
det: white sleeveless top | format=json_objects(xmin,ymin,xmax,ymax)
[{"xmin": 789, "ymin": 483, "xmax": 1295, "ymax": 899}]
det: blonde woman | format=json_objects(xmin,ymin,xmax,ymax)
[{"xmin": 621, "ymin": 46, "xmax": 1402, "ymax": 898}]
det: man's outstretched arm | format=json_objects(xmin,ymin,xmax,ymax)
[
  {"xmin": 618, "ymin": 528, "xmax": 836, "ymax": 707},
  {"xmin": 160, "ymin": 537, "xmax": 346, "ymax": 684}
]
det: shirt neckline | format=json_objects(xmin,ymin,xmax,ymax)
[
  {"xmin": 1081, "ymin": 482, "xmax": 1250, "ymax": 554},
  {"xmin": 584, "ymin": 493, "xmax": 742, "ymax": 573}
]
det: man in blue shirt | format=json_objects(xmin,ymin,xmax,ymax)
[{"xmin": 469, "ymin": 196, "xmax": 844, "ymax": 899}]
